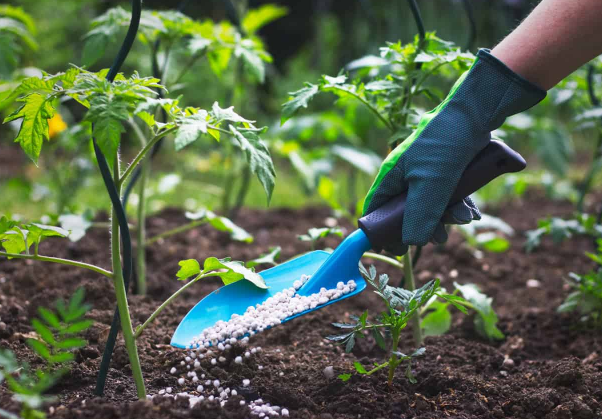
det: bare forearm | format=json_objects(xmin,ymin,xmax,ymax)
[{"xmin": 492, "ymin": 0, "xmax": 602, "ymax": 90}]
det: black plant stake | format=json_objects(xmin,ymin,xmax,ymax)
[{"xmin": 94, "ymin": 0, "xmax": 141, "ymax": 396}]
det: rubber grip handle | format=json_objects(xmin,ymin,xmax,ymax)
[{"xmin": 358, "ymin": 140, "xmax": 526, "ymax": 252}]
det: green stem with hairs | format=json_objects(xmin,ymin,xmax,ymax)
[
  {"xmin": 403, "ymin": 247, "xmax": 422, "ymax": 346},
  {"xmin": 0, "ymin": 253, "xmax": 113, "ymax": 278},
  {"xmin": 111, "ymin": 157, "xmax": 146, "ymax": 399},
  {"xmin": 119, "ymin": 127, "xmax": 177, "ymax": 187}
]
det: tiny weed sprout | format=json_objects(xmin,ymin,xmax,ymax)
[
  {"xmin": 0, "ymin": 288, "xmax": 92, "ymax": 419},
  {"xmin": 558, "ymin": 239, "xmax": 602, "ymax": 327},
  {"xmin": 329, "ymin": 265, "xmax": 465, "ymax": 385},
  {"xmin": 456, "ymin": 213, "xmax": 515, "ymax": 255}
]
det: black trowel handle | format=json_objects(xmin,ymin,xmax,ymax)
[{"xmin": 358, "ymin": 140, "xmax": 526, "ymax": 252}]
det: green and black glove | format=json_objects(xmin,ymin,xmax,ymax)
[{"xmin": 363, "ymin": 49, "xmax": 546, "ymax": 255}]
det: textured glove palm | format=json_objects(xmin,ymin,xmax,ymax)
[{"xmin": 363, "ymin": 49, "xmax": 546, "ymax": 255}]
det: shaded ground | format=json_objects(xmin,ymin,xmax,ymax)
[{"xmin": 1, "ymin": 193, "xmax": 601, "ymax": 418}]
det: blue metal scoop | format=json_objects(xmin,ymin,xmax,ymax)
[{"xmin": 171, "ymin": 141, "xmax": 526, "ymax": 348}]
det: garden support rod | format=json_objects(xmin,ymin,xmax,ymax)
[{"xmin": 95, "ymin": 0, "xmax": 142, "ymax": 397}]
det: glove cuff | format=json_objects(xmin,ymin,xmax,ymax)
[{"xmin": 473, "ymin": 49, "xmax": 547, "ymax": 130}]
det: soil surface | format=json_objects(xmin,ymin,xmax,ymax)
[{"xmin": 1, "ymin": 193, "xmax": 601, "ymax": 419}]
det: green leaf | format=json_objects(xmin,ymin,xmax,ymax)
[
  {"xmin": 54, "ymin": 338, "xmax": 87, "ymax": 350},
  {"xmin": 372, "ymin": 328, "xmax": 386, "ymax": 350},
  {"xmin": 475, "ymin": 233, "xmax": 510, "ymax": 253},
  {"xmin": 174, "ymin": 110, "xmax": 209, "ymax": 151},
  {"xmin": 211, "ymin": 102, "xmax": 254, "ymax": 124},
  {"xmin": 48, "ymin": 352, "xmax": 74, "ymax": 364},
  {"xmin": 3, "ymin": 93, "xmax": 56, "ymax": 164},
  {"xmin": 31, "ymin": 319, "xmax": 56, "ymax": 346},
  {"xmin": 37, "ymin": 308, "xmax": 60, "ymax": 329},
  {"xmin": 338, "ymin": 373, "xmax": 352, "ymax": 382},
  {"xmin": 353, "ymin": 361, "xmax": 368, "ymax": 374},
  {"xmin": 82, "ymin": 34, "xmax": 109, "ymax": 66},
  {"xmin": 297, "ymin": 227, "xmax": 343, "ymax": 243},
  {"xmin": 236, "ymin": 41, "xmax": 267, "ymax": 83},
  {"xmin": 421, "ymin": 301, "xmax": 452, "ymax": 337},
  {"xmin": 345, "ymin": 334, "xmax": 355, "ymax": 353},
  {"xmin": 185, "ymin": 209, "xmax": 253, "ymax": 243},
  {"xmin": 229, "ymin": 126, "xmax": 276, "ymax": 203},
  {"xmin": 26, "ymin": 339, "xmax": 51, "ymax": 361},
  {"xmin": 85, "ymin": 94, "xmax": 129, "ymax": 165},
  {"xmin": 63, "ymin": 320, "xmax": 93, "ymax": 334},
  {"xmin": 176, "ymin": 259, "xmax": 201, "ymax": 281},
  {"xmin": 330, "ymin": 145, "xmax": 382, "ymax": 176},
  {"xmin": 242, "ymin": 4, "xmax": 288, "ymax": 35},
  {"xmin": 281, "ymin": 84, "xmax": 319, "ymax": 125},
  {"xmin": 202, "ymin": 257, "xmax": 267, "ymax": 289},
  {"xmin": 454, "ymin": 282, "xmax": 504, "ymax": 341},
  {"xmin": 364, "ymin": 80, "xmax": 400, "ymax": 91},
  {"xmin": 246, "ymin": 246, "xmax": 281, "ymax": 268}
]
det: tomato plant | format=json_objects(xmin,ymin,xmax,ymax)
[{"xmin": 0, "ymin": 1, "xmax": 273, "ymax": 400}]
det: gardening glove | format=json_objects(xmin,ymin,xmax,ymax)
[{"xmin": 363, "ymin": 49, "xmax": 546, "ymax": 255}]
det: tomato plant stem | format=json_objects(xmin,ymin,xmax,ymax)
[
  {"xmin": 145, "ymin": 219, "xmax": 207, "ymax": 246},
  {"xmin": 111, "ymin": 157, "xmax": 146, "ymax": 399},
  {"xmin": 135, "ymin": 272, "xmax": 207, "ymax": 339},
  {"xmin": 404, "ymin": 248, "xmax": 423, "ymax": 346},
  {"xmin": 0, "ymin": 253, "xmax": 113, "ymax": 278},
  {"xmin": 119, "ymin": 127, "xmax": 177, "ymax": 187},
  {"xmin": 363, "ymin": 252, "xmax": 404, "ymax": 270}
]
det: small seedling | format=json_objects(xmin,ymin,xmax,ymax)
[
  {"xmin": 297, "ymin": 227, "xmax": 343, "ymax": 251},
  {"xmin": 0, "ymin": 288, "xmax": 92, "ymax": 419},
  {"xmin": 558, "ymin": 239, "xmax": 602, "ymax": 327},
  {"xmin": 525, "ymin": 213, "xmax": 602, "ymax": 252},
  {"xmin": 422, "ymin": 282, "xmax": 504, "ymax": 341},
  {"xmin": 329, "ymin": 265, "xmax": 467, "ymax": 385}
]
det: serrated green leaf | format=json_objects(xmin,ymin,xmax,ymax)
[
  {"xmin": 174, "ymin": 110, "xmax": 209, "ymax": 150},
  {"xmin": 211, "ymin": 102, "xmax": 254, "ymax": 124},
  {"xmin": 236, "ymin": 42, "xmax": 266, "ymax": 83},
  {"xmin": 345, "ymin": 334, "xmax": 355, "ymax": 353},
  {"xmin": 85, "ymin": 94, "xmax": 129, "ymax": 164},
  {"xmin": 176, "ymin": 259, "xmax": 201, "ymax": 280},
  {"xmin": 281, "ymin": 84, "xmax": 319, "ymax": 125},
  {"xmin": 4, "ymin": 93, "xmax": 56, "ymax": 164},
  {"xmin": 229, "ymin": 126, "xmax": 275, "ymax": 203},
  {"xmin": 202, "ymin": 257, "xmax": 267, "ymax": 289}
]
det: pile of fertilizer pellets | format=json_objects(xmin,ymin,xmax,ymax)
[{"xmin": 148, "ymin": 276, "xmax": 357, "ymax": 416}]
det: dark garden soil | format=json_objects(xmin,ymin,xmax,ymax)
[{"xmin": 1, "ymin": 193, "xmax": 601, "ymax": 419}]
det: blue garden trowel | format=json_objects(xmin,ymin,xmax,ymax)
[{"xmin": 171, "ymin": 140, "xmax": 526, "ymax": 348}]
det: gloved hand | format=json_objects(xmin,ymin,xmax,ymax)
[{"xmin": 363, "ymin": 49, "xmax": 546, "ymax": 255}]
